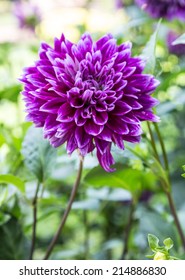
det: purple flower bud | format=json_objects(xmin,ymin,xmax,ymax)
[
  {"xmin": 20, "ymin": 33, "xmax": 159, "ymax": 172},
  {"xmin": 135, "ymin": 0, "xmax": 185, "ymax": 21}
]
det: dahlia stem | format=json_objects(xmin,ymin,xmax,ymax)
[
  {"xmin": 153, "ymin": 122, "xmax": 169, "ymax": 173},
  {"xmin": 43, "ymin": 157, "xmax": 84, "ymax": 260},
  {"xmin": 147, "ymin": 121, "xmax": 161, "ymax": 163},
  {"xmin": 147, "ymin": 122, "xmax": 185, "ymax": 251},
  {"xmin": 121, "ymin": 200, "xmax": 136, "ymax": 260},
  {"xmin": 165, "ymin": 189, "xmax": 185, "ymax": 250},
  {"xmin": 29, "ymin": 181, "xmax": 40, "ymax": 260}
]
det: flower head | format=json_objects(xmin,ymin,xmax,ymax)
[
  {"xmin": 167, "ymin": 31, "xmax": 185, "ymax": 56},
  {"xmin": 13, "ymin": 1, "xmax": 41, "ymax": 31},
  {"xmin": 135, "ymin": 0, "xmax": 185, "ymax": 21},
  {"xmin": 20, "ymin": 33, "xmax": 159, "ymax": 172}
]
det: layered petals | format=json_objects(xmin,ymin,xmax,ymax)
[{"xmin": 20, "ymin": 32, "xmax": 159, "ymax": 172}]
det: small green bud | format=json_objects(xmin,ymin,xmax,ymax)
[{"xmin": 154, "ymin": 252, "xmax": 167, "ymax": 260}]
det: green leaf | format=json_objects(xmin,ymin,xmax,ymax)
[
  {"xmin": 141, "ymin": 19, "xmax": 161, "ymax": 74},
  {"xmin": 22, "ymin": 126, "xmax": 57, "ymax": 182},
  {"xmin": 148, "ymin": 234, "xmax": 159, "ymax": 251},
  {"xmin": 0, "ymin": 217, "xmax": 28, "ymax": 260},
  {"xmin": 172, "ymin": 33, "xmax": 185, "ymax": 45},
  {"xmin": 163, "ymin": 237, "xmax": 174, "ymax": 250},
  {"xmin": 0, "ymin": 174, "xmax": 25, "ymax": 193},
  {"xmin": 84, "ymin": 164, "xmax": 157, "ymax": 199}
]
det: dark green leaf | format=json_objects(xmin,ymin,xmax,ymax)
[{"xmin": 22, "ymin": 126, "xmax": 57, "ymax": 182}]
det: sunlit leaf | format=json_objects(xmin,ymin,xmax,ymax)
[
  {"xmin": 148, "ymin": 234, "xmax": 159, "ymax": 251},
  {"xmin": 141, "ymin": 19, "xmax": 161, "ymax": 75},
  {"xmin": 0, "ymin": 174, "xmax": 25, "ymax": 193}
]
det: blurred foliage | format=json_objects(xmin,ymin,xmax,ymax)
[{"xmin": 0, "ymin": 0, "xmax": 185, "ymax": 260}]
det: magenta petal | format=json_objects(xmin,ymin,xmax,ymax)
[
  {"xmin": 112, "ymin": 134, "xmax": 124, "ymax": 149},
  {"xmin": 112, "ymin": 101, "xmax": 132, "ymax": 115},
  {"xmin": 67, "ymin": 133, "xmax": 78, "ymax": 154},
  {"xmin": 97, "ymin": 145, "xmax": 115, "ymax": 172},
  {"xmin": 97, "ymin": 126, "xmax": 112, "ymax": 141},
  {"xmin": 74, "ymin": 109, "xmax": 87, "ymax": 126},
  {"xmin": 92, "ymin": 110, "xmax": 108, "ymax": 125},
  {"xmin": 56, "ymin": 103, "xmax": 74, "ymax": 122},
  {"xmin": 84, "ymin": 121, "xmax": 104, "ymax": 136},
  {"xmin": 135, "ymin": 111, "xmax": 160, "ymax": 122},
  {"xmin": 95, "ymin": 138, "xmax": 109, "ymax": 154},
  {"xmin": 75, "ymin": 126, "xmax": 91, "ymax": 148},
  {"xmin": 40, "ymin": 98, "xmax": 63, "ymax": 114},
  {"xmin": 107, "ymin": 118, "xmax": 129, "ymax": 135}
]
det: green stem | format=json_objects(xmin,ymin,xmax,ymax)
[
  {"xmin": 29, "ymin": 181, "xmax": 40, "ymax": 260},
  {"xmin": 147, "ymin": 122, "xmax": 185, "ymax": 251},
  {"xmin": 165, "ymin": 190, "xmax": 185, "ymax": 250},
  {"xmin": 153, "ymin": 122, "xmax": 169, "ymax": 173},
  {"xmin": 147, "ymin": 121, "xmax": 161, "ymax": 163},
  {"xmin": 121, "ymin": 200, "xmax": 135, "ymax": 260},
  {"xmin": 43, "ymin": 157, "xmax": 84, "ymax": 260}
]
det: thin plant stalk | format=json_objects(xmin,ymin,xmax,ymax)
[
  {"xmin": 153, "ymin": 122, "xmax": 169, "ymax": 173},
  {"xmin": 147, "ymin": 122, "xmax": 185, "ymax": 250},
  {"xmin": 147, "ymin": 121, "xmax": 161, "ymax": 163},
  {"xmin": 29, "ymin": 181, "xmax": 40, "ymax": 260},
  {"xmin": 43, "ymin": 157, "xmax": 84, "ymax": 260},
  {"xmin": 121, "ymin": 200, "xmax": 136, "ymax": 259}
]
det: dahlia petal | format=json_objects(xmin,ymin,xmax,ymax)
[
  {"xmin": 92, "ymin": 110, "xmax": 108, "ymax": 125},
  {"xmin": 122, "ymin": 113, "xmax": 140, "ymax": 124},
  {"xmin": 74, "ymin": 109, "xmax": 87, "ymax": 126},
  {"xmin": 125, "ymin": 99, "xmax": 143, "ymax": 110},
  {"xmin": 56, "ymin": 103, "xmax": 74, "ymax": 122},
  {"xmin": 139, "ymin": 95, "xmax": 159, "ymax": 108},
  {"xmin": 75, "ymin": 126, "xmax": 91, "ymax": 148},
  {"xmin": 118, "ymin": 41, "xmax": 132, "ymax": 52},
  {"xmin": 101, "ymin": 39, "xmax": 117, "ymax": 59},
  {"xmin": 84, "ymin": 121, "xmax": 104, "ymax": 136},
  {"xmin": 40, "ymin": 98, "xmax": 63, "ymax": 114},
  {"xmin": 95, "ymin": 138, "xmax": 109, "ymax": 154},
  {"xmin": 112, "ymin": 101, "xmax": 132, "ymax": 115},
  {"xmin": 66, "ymin": 133, "xmax": 78, "ymax": 154},
  {"xmin": 122, "ymin": 135, "xmax": 141, "ymax": 143},
  {"xmin": 95, "ymin": 102, "xmax": 107, "ymax": 112},
  {"xmin": 95, "ymin": 34, "xmax": 113, "ymax": 50},
  {"xmin": 37, "ymin": 66, "xmax": 55, "ymax": 79},
  {"xmin": 107, "ymin": 118, "xmax": 129, "ymax": 135},
  {"xmin": 122, "ymin": 66, "xmax": 136, "ymax": 78},
  {"xmin": 97, "ymin": 126, "xmax": 112, "ymax": 141},
  {"xmin": 112, "ymin": 134, "xmax": 124, "ymax": 149},
  {"xmin": 128, "ymin": 124, "xmax": 143, "ymax": 136},
  {"xmin": 26, "ymin": 73, "xmax": 46, "ymax": 87},
  {"xmin": 128, "ymin": 57, "xmax": 145, "ymax": 73},
  {"xmin": 97, "ymin": 145, "xmax": 115, "ymax": 172},
  {"xmin": 135, "ymin": 111, "xmax": 160, "ymax": 122},
  {"xmin": 50, "ymin": 134, "xmax": 69, "ymax": 148},
  {"xmin": 129, "ymin": 74, "xmax": 152, "ymax": 90}
]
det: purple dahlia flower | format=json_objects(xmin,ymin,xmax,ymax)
[
  {"xmin": 167, "ymin": 31, "xmax": 185, "ymax": 56},
  {"xmin": 135, "ymin": 0, "xmax": 185, "ymax": 21},
  {"xmin": 20, "ymin": 33, "xmax": 159, "ymax": 172},
  {"xmin": 13, "ymin": 1, "xmax": 41, "ymax": 31}
]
